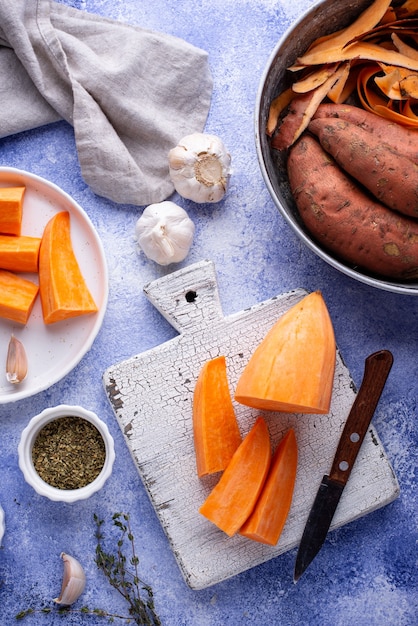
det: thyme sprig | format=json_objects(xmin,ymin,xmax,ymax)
[
  {"xmin": 15, "ymin": 512, "xmax": 161, "ymax": 625},
  {"xmin": 94, "ymin": 513, "xmax": 161, "ymax": 626}
]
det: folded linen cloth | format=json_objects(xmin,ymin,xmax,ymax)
[{"xmin": 0, "ymin": 0, "xmax": 213, "ymax": 205}]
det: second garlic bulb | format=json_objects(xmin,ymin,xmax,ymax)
[
  {"xmin": 168, "ymin": 133, "xmax": 231, "ymax": 203},
  {"xmin": 135, "ymin": 201, "xmax": 195, "ymax": 266}
]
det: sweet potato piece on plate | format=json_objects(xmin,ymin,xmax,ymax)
[
  {"xmin": 39, "ymin": 210, "xmax": 98, "ymax": 324},
  {"xmin": 0, "ymin": 269, "xmax": 39, "ymax": 324},
  {"xmin": 0, "ymin": 187, "xmax": 25, "ymax": 235}
]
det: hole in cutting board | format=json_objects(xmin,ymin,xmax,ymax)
[{"xmin": 185, "ymin": 290, "xmax": 197, "ymax": 303}]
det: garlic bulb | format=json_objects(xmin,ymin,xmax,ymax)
[
  {"xmin": 54, "ymin": 552, "xmax": 86, "ymax": 606},
  {"xmin": 135, "ymin": 201, "xmax": 195, "ymax": 265},
  {"xmin": 168, "ymin": 133, "xmax": 231, "ymax": 203},
  {"xmin": 6, "ymin": 334, "xmax": 27, "ymax": 384}
]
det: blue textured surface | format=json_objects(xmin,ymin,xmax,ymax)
[{"xmin": 0, "ymin": 1, "xmax": 417, "ymax": 625}]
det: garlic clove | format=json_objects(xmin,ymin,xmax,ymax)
[
  {"xmin": 168, "ymin": 132, "xmax": 231, "ymax": 203},
  {"xmin": 6, "ymin": 334, "xmax": 28, "ymax": 384},
  {"xmin": 54, "ymin": 552, "xmax": 86, "ymax": 606}
]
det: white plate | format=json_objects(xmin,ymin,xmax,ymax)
[{"xmin": 0, "ymin": 168, "xmax": 108, "ymax": 404}]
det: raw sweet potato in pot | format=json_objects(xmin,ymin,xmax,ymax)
[
  {"xmin": 308, "ymin": 117, "xmax": 418, "ymax": 218},
  {"xmin": 313, "ymin": 103, "xmax": 418, "ymax": 163},
  {"xmin": 287, "ymin": 135, "xmax": 418, "ymax": 280}
]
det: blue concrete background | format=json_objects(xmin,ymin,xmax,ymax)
[{"xmin": 0, "ymin": 0, "xmax": 417, "ymax": 624}]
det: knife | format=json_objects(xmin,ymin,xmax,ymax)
[{"xmin": 293, "ymin": 349, "xmax": 393, "ymax": 582}]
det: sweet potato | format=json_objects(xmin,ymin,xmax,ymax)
[
  {"xmin": 271, "ymin": 67, "xmax": 346, "ymax": 150},
  {"xmin": 39, "ymin": 211, "xmax": 98, "ymax": 324},
  {"xmin": 0, "ymin": 269, "xmax": 39, "ymax": 324},
  {"xmin": 0, "ymin": 187, "xmax": 25, "ymax": 235},
  {"xmin": 0, "ymin": 234, "xmax": 41, "ymax": 273},
  {"xmin": 193, "ymin": 356, "xmax": 242, "ymax": 478},
  {"xmin": 287, "ymin": 134, "xmax": 418, "ymax": 280},
  {"xmin": 313, "ymin": 103, "xmax": 418, "ymax": 163},
  {"xmin": 234, "ymin": 291, "xmax": 336, "ymax": 415},
  {"xmin": 308, "ymin": 117, "xmax": 418, "ymax": 218},
  {"xmin": 239, "ymin": 429, "xmax": 298, "ymax": 546},
  {"xmin": 199, "ymin": 416, "xmax": 271, "ymax": 537}
]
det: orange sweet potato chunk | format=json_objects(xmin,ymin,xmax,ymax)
[
  {"xmin": 0, "ymin": 187, "xmax": 25, "ymax": 235},
  {"xmin": 199, "ymin": 416, "xmax": 271, "ymax": 537},
  {"xmin": 0, "ymin": 269, "xmax": 39, "ymax": 324},
  {"xmin": 234, "ymin": 291, "xmax": 336, "ymax": 414},
  {"xmin": 239, "ymin": 429, "xmax": 298, "ymax": 545},
  {"xmin": 193, "ymin": 356, "xmax": 242, "ymax": 478},
  {"xmin": 39, "ymin": 211, "xmax": 98, "ymax": 324},
  {"xmin": 0, "ymin": 234, "xmax": 41, "ymax": 273}
]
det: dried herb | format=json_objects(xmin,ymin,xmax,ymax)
[{"xmin": 32, "ymin": 416, "xmax": 106, "ymax": 489}]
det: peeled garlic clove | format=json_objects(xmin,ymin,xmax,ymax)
[
  {"xmin": 135, "ymin": 201, "xmax": 195, "ymax": 265},
  {"xmin": 6, "ymin": 334, "xmax": 28, "ymax": 384},
  {"xmin": 54, "ymin": 552, "xmax": 86, "ymax": 606},
  {"xmin": 168, "ymin": 132, "xmax": 231, "ymax": 203}
]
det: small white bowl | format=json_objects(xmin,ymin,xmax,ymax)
[
  {"xmin": 0, "ymin": 505, "xmax": 4, "ymax": 545},
  {"xmin": 18, "ymin": 404, "xmax": 115, "ymax": 503}
]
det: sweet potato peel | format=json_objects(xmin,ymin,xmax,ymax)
[{"xmin": 269, "ymin": 0, "xmax": 418, "ymax": 146}]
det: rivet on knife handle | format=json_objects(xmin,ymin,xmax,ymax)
[{"xmin": 329, "ymin": 349, "xmax": 394, "ymax": 486}]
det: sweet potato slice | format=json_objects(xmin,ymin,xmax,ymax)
[
  {"xmin": 239, "ymin": 429, "xmax": 298, "ymax": 545},
  {"xmin": 0, "ymin": 235, "xmax": 41, "ymax": 273},
  {"xmin": 0, "ymin": 269, "xmax": 39, "ymax": 324},
  {"xmin": 193, "ymin": 356, "xmax": 242, "ymax": 478},
  {"xmin": 234, "ymin": 292, "xmax": 336, "ymax": 415},
  {"xmin": 199, "ymin": 416, "xmax": 271, "ymax": 537},
  {"xmin": 39, "ymin": 211, "xmax": 98, "ymax": 324},
  {"xmin": 0, "ymin": 187, "xmax": 25, "ymax": 236}
]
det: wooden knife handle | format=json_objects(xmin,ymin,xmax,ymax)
[{"xmin": 329, "ymin": 350, "xmax": 393, "ymax": 486}]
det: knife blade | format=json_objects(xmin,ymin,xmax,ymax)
[{"xmin": 293, "ymin": 349, "xmax": 393, "ymax": 582}]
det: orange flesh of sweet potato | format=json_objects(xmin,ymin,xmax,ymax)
[
  {"xmin": 0, "ymin": 269, "xmax": 39, "ymax": 324},
  {"xmin": 308, "ymin": 117, "xmax": 418, "ymax": 218},
  {"xmin": 287, "ymin": 134, "xmax": 418, "ymax": 280},
  {"xmin": 39, "ymin": 211, "xmax": 98, "ymax": 324},
  {"xmin": 199, "ymin": 416, "xmax": 271, "ymax": 537},
  {"xmin": 0, "ymin": 235, "xmax": 41, "ymax": 273},
  {"xmin": 0, "ymin": 187, "xmax": 25, "ymax": 236},
  {"xmin": 234, "ymin": 292, "xmax": 336, "ymax": 414},
  {"xmin": 193, "ymin": 356, "xmax": 242, "ymax": 478},
  {"xmin": 239, "ymin": 429, "xmax": 298, "ymax": 545}
]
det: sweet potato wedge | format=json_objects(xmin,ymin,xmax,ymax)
[
  {"xmin": 308, "ymin": 116, "xmax": 418, "ymax": 218},
  {"xmin": 0, "ymin": 234, "xmax": 41, "ymax": 273},
  {"xmin": 193, "ymin": 356, "xmax": 242, "ymax": 478},
  {"xmin": 39, "ymin": 211, "xmax": 98, "ymax": 324},
  {"xmin": 239, "ymin": 429, "xmax": 298, "ymax": 546},
  {"xmin": 313, "ymin": 103, "xmax": 418, "ymax": 162},
  {"xmin": 287, "ymin": 134, "xmax": 418, "ymax": 280},
  {"xmin": 0, "ymin": 187, "xmax": 25, "ymax": 235},
  {"xmin": 0, "ymin": 269, "xmax": 39, "ymax": 324},
  {"xmin": 234, "ymin": 291, "xmax": 336, "ymax": 415},
  {"xmin": 199, "ymin": 416, "xmax": 271, "ymax": 537}
]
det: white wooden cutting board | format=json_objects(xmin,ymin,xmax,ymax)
[{"xmin": 103, "ymin": 260, "xmax": 399, "ymax": 590}]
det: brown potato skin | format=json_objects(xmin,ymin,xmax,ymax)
[
  {"xmin": 313, "ymin": 103, "xmax": 418, "ymax": 163},
  {"xmin": 309, "ymin": 117, "xmax": 418, "ymax": 218},
  {"xmin": 287, "ymin": 135, "xmax": 418, "ymax": 280}
]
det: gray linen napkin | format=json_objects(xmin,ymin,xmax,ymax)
[{"xmin": 0, "ymin": 0, "xmax": 213, "ymax": 205}]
